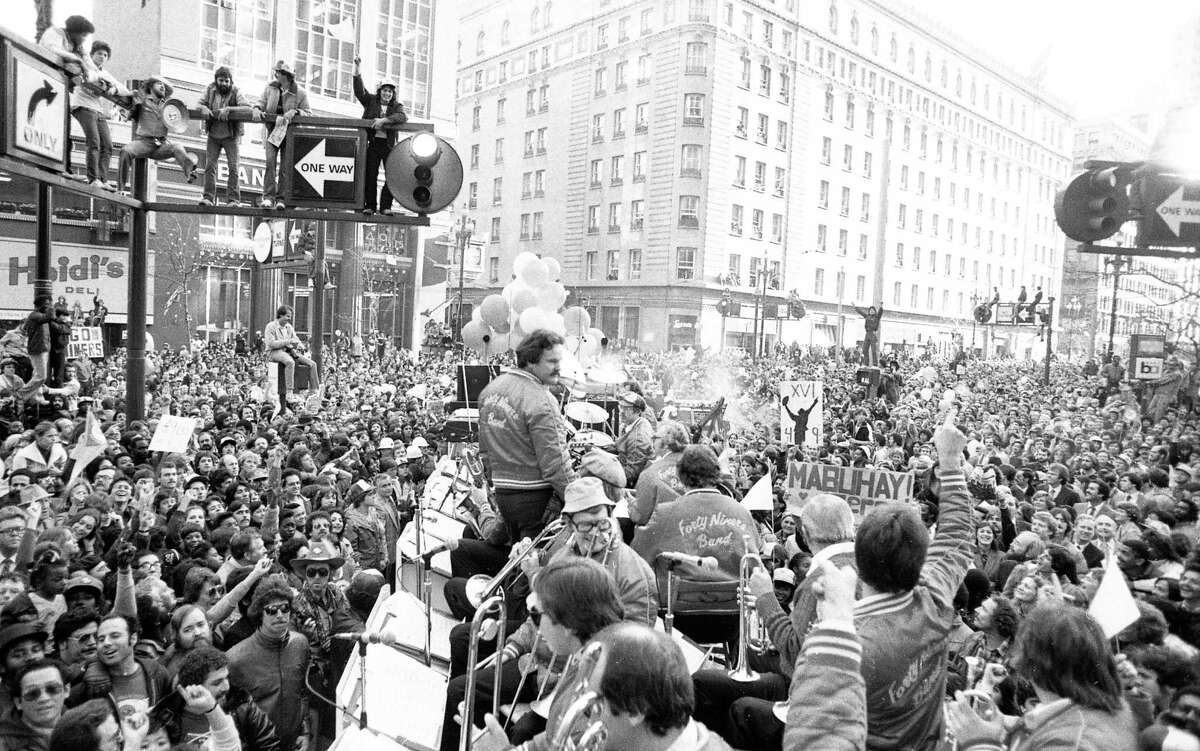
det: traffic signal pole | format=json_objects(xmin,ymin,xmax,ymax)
[
  {"xmin": 1105, "ymin": 256, "xmax": 1127, "ymax": 358},
  {"xmin": 126, "ymin": 159, "xmax": 149, "ymax": 421}
]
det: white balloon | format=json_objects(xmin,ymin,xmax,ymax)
[
  {"xmin": 520, "ymin": 258, "xmax": 550, "ymax": 286},
  {"xmin": 513, "ymin": 251, "xmax": 539, "ymax": 279},
  {"xmin": 919, "ymin": 387, "xmax": 933, "ymax": 401},
  {"xmin": 943, "ymin": 389, "xmax": 956, "ymax": 403},
  {"xmin": 536, "ymin": 281, "xmax": 567, "ymax": 312},
  {"xmin": 519, "ymin": 307, "xmax": 547, "ymax": 333},
  {"xmin": 544, "ymin": 256, "xmax": 562, "ymax": 281},
  {"xmin": 545, "ymin": 312, "xmax": 566, "ymax": 336},
  {"xmin": 562, "ymin": 306, "xmax": 591, "ymax": 336}
]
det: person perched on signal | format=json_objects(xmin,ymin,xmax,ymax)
[
  {"xmin": 352, "ymin": 55, "xmax": 408, "ymax": 216},
  {"xmin": 252, "ymin": 61, "xmax": 311, "ymax": 211},
  {"xmin": 263, "ymin": 305, "xmax": 319, "ymax": 408},
  {"xmin": 197, "ymin": 66, "xmax": 254, "ymax": 207},
  {"xmin": 117, "ymin": 77, "xmax": 199, "ymax": 193}
]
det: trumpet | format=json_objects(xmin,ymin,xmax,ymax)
[
  {"xmin": 460, "ymin": 592, "xmax": 508, "ymax": 751},
  {"xmin": 547, "ymin": 641, "xmax": 608, "ymax": 751},
  {"xmin": 464, "ymin": 519, "xmax": 567, "ymax": 609},
  {"xmin": 728, "ymin": 539, "xmax": 770, "ymax": 682}
]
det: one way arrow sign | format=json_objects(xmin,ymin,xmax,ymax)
[
  {"xmin": 1156, "ymin": 185, "xmax": 1200, "ymax": 238},
  {"xmin": 295, "ymin": 138, "xmax": 356, "ymax": 195}
]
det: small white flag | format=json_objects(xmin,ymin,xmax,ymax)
[
  {"xmin": 742, "ymin": 471, "xmax": 774, "ymax": 512},
  {"xmin": 1088, "ymin": 556, "xmax": 1140, "ymax": 639},
  {"xmin": 67, "ymin": 409, "xmax": 107, "ymax": 486},
  {"xmin": 328, "ymin": 17, "xmax": 356, "ymax": 43}
]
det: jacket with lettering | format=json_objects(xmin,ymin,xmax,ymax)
[
  {"xmin": 477, "ymin": 368, "xmax": 573, "ymax": 497},
  {"xmin": 631, "ymin": 488, "xmax": 760, "ymax": 601},
  {"xmin": 849, "ymin": 466, "xmax": 973, "ymax": 750},
  {"xmin": 630, "ymin": 450, "xmax": 685, "ymax": 525}
]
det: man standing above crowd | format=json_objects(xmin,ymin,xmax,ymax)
[
  {"xmin": 263, "ymin": 306, "xmax": 318, "ymax": 407},
  {"xmin": 197, "ymin": 66, "xmax": 253, "ymax": 207},
  {"xmin": 253, "ymin": 61, "xmax": 310, "ymax": 210},
  {"xmin": 477, "ymin": 330, "xmax": 574, "ymax": 541},
  {"xmin": 352, "ymin": 54, "xmax": 407, "ymax": 216}
]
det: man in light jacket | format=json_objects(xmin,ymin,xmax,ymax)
[
  {"xmin": 252, "ymin": 61, "xmax": 311, "ymax": 210},
  {"xmin": 197, "ymin": 66, "xmax": 253, "ymax": 207}
]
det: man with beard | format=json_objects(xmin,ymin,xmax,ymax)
[
  {"xmin": 159, "ymin": 646, "xmax": 280, "ymax": 751},
  {"xmin": 352, "ymin": 54, "xmax": 407, "ymax": 215},
  {"xmin": 117, "ymin": 77, "xmax": 198, "ymax": 193},
  {"xmin": 197, "ymin": 66, "xmax": 253, "ymax": 207},
  {"xmin": 161, "ymin": 605, "xmax": 213, "ymax": 677},
  {"xmin": 51, "ymin": 607, "xmax": 99, "ymax": 686}
]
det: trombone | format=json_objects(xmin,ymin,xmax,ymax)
[
  {"xmin": 464, "ymin": 519, "xmax": 567, "ymax": 609},
  {"xmin": 728, "ymin": 539, "xmax": 771, "ymax": 682},
  {"xmin": 547, "ymin": 641, "xmax": 608, "ymax": 751},
  {"xmin": 460, "ymin": 592, "xmax": 508, "ymax": 751}
]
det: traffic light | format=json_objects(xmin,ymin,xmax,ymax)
[
  {"xmin": 973, "ymin": 304, "xmax": 992, "ymax": 324},
  {"xmin": 1054, "ymin": 166, "xmax": 1131, "ymax": 242},
  {"xmin": 787, "ymin": 295, "xmax": 806, "ymax": 319},
  {"xmin": 717, "ymin": 292, "xmax": 732, "ymax": 317},
  {"xmin": 385, "ymin": 132, "xmax": 464, "ymax": 214}
]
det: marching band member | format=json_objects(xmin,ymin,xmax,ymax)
[
  {"xmin": 632, "ymin": 445, "xmax": 760, "ymax": 643},
  {"xmin": 439, "ymin": 478, "xmax": 656, "ymax": 751},
  {"xmin": 615, "ymin": 391, "xmax": 654, "ymax": 486},
  {"xmin": 478, "ymin": 331, "xmax": 575, "ymax": 542},
  {"xmin": 629, "ymin": 420, "xmax": 690, "ymax": 526}
]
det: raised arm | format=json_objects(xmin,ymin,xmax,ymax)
[{"xmin": 920, "ymin": 415, "xmax": 974, "ymax": 609}]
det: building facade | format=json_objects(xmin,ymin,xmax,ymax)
[
  {"xmin": 456, "ymin": 0, "xmax": 1073, "ymax": 355},
  {"xmin": 0, "ymin": 0, "xmax": 457, "ymax": 350}
]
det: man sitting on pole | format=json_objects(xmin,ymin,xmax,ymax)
[
  {"xmin": 352, "ymin": 54, "xmax": 408, "ymax": 216},
  {"xmin": 117, "ymin": 77, "xmax": 198, "ymax": 193},
  {"xmin": 263, "ymin": 305, "xmax": 318, "ymax": 409}
]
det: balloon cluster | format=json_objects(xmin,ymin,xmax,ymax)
[{"xmin": 459, "ymin": 252, "xmax": 609, "ymax": 365}]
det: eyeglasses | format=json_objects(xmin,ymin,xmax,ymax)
[
  {"xmin": 137, "ymin": 559, "xmax": 161, "ymax": 569},
  {"xmin": 263, "ymin": 603, "xmax": 291, "ymax": 616},
  {"xmin": 20, "ymin": 683, "xmax": 64, "ymax": 702},
  {"xmin": 0, "ymin": 527, "xmax": 24, "ymax": 536},
  {"xmin": 305, "ymin": 567, "xmax": 329, "ymax": 579},
  {"xmin": 568, "ymin": 517, "xmax": 612, "ymax": 534},
  {"xmin": 528, "ymin": 607, "xmax": 543, "ymax": 627},
  {"xmin": 70, "ymin": 631, "xmax": 97, "ymax": 644},
  {"xmin": 205, "ymin": 585, "xmax": 225, "ymax": 598}
]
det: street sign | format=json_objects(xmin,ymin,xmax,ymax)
[
  {"xmin": 283, "ymin": 126, "xmax": 365, "ymax": 208},
  {"xmin": 1129, "ymin": 333, "xmax": 1166, "ymax": 381},
  {"xmin": 0, "ymin": 36, "xmax": 70, "ymax": 171},
  {"xmin": 1138, "ymin": 175, "xmax": 1200, "ymax": 246},
  {"xmin": 995, "ymin": 303, "xmax": 1014, "ymax": 323}
]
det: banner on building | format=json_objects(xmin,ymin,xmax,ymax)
[
  {"xmin": 785, "ymin": 461, "xmax": 914, "ymax": 517},
  {"xmin": 66, "ymin": 327, "xmax": 105, "ymax": 359},
  {"xmin": 780, "ymin": 381, "xmax": 822, "ymax": 448}
]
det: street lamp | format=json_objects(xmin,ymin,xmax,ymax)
[
  {"xmin": 1064, "ymin": 296, "xmax": 1082, "ymax": 359},
  {"xmin": 453, "ymin": 213, "xmax": 476, "ymax": 344}
]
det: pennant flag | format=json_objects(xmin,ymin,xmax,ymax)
[
  {"xmin": 67, "ymin": 409, "xmax": 106, "ymax": 486},
  {"xmin": 1088, "ymin": 556, "xmax": 1140, "ymax": 639},
  {"xmin": 743, "ymin": 471, "xmax": 774, "ymax": 512},
  {"xmin": 328, "ymin": 16, "xmax": 356, "ymax": 43}
]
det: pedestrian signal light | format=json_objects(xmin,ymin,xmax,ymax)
[
  {"xmin": 1054, "ymin": 167, "xmax": 1131, "ymax": 242},
  {"xmin": 385, "ymin": 133, "xmax": 463, "ymax": 214}
]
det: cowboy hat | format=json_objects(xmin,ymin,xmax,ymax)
[
  {"xmin": 290, "ymin": 538, "xmax": 345, "ymax": 575},
  {"xmin": 273, "ymin": 60, "xmax": 296, "ymax": 79}
]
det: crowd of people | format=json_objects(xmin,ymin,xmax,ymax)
[{"xmin": 0, "ymin": 306, "xmax": 1194, "ymax": 751}]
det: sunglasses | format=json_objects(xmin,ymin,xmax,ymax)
[
  {"xmin": 21, "ymin": 683, "xmax": 64, "ymax": 702},
  {"xmin": 263, "ymin": 602, "xmax": 291, "ymax": 616},
  {"xmin": 205, "ymin": 585, "xmax": 225, "ymax": 598},
  {"xmin": 305, "ymin": 567, "xmax": 330, "ymax": 579},
  {"xmin": 528, "ymin": 607, "xmax": 543, "ymax": 627}
]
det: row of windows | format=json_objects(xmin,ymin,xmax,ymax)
[
  {"xmin": 735, "ymin": 107, "xmax": 789, "ymax": 148},
  {"xmin": 592, "ymin": 54, "xmax": 655, "ymax": 95},
  {"xmin": 724, "ymin": 257, "xmax": 783, "ymax": 291},
  {"xmin": 732, "ymin": 156, "xmax": 787, "ymax": 197},
  {"xmin": 589, "ymin": 152, "xmax": 648, "ymax": 186},
  {"xmin": 583, "ymin": 249, "xmax": 643, "ymax": 281}
]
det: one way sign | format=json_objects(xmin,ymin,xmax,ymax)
[{"xmin": 284, "ymin": 126, "xmax": 365, "ymax": 208}]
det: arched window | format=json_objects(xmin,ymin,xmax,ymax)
[
  {"xmin": 870, "ymin": 26, "xmax": 879, "ymax": 55},
  {"xmin": 531, "ymin": 7, "xmax": 539, "ymax": 32},
  {"xmin": 501, "ymin": 20, "xmax": 510, "ymax": 45},
  {"xmin": 955, "ymin": 70, "xmax": 962, "ymax": 96},
  {"xmin": 828, "ymin": 2, "xmax": 838, "ymax": 33},
  {"xmin": 476, "ymin": 30, "xmax": 485, "ymax": 56},
  {"xmin": 544, "ymin": 2, "xmax": 552, "ymax": 28},
  {"xmin": 889, "ymin": 34, "xmax": 897, "ymax": 62},
  {"xmin": 940, "ymin": 62, "xmax": 947, "ymax": 88},
  {"xmin": 849, "ymin": 14, "xmax": 859, "ymax": 44},
  {"xmin": 923, "ymin": 53, "xmax": 931, "ymax": 81},
  {"xmin": 906, "ymin": 45, "xmax": 914, "ymax": 74}
]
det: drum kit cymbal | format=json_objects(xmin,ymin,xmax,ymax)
[{"xmin": 564, "ymin": 401, "xmax": 610, "ymax": 425}]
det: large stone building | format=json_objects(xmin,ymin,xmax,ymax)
[
  {"xmin": 0, "ymin": 0, "xmax": 457, "ymax": 349},
  {"xmin": 456, "ymin": 0, "xmax": 1073, "ymax": 354}
]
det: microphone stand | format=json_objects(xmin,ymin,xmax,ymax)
[
  {"xmin": 357, "ymin": 638, "xmax": 369, "ymax": 730},
  {"xmin": 413, "ymin": 492, "xmax": 432, "ymax": 667}
]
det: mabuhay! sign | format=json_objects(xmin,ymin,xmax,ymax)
[{"xmin": 785, "ymin": 461, "xmax": 914, "ymax": 517}]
